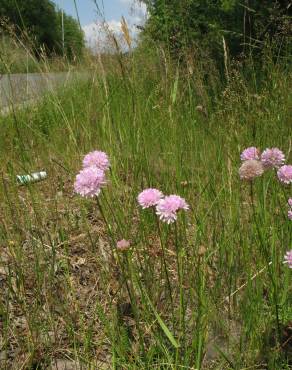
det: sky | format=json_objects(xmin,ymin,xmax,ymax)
[{"xmin": 53, "ymin": 0, "xmax": 147, "ymax": 50}]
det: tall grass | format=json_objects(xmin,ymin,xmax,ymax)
[{"xmin": 0, "ymin": 37, "xmax": 291, "ymax": 369}]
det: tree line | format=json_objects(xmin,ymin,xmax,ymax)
[
  {"xmin": 140, "ymin": 0, "xmax": 291, "ymax": 60},
  {"xmin": 0, "ymin": 0, "xmax": 85, "ymax": 60}
]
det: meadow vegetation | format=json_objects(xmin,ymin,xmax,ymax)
[{"xmin": 0, "ymin": 18, "xmax": 291, "ymax": 370}]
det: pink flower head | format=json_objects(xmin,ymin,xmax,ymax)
[
  {"xmin": 288, "ymin": 210, "xmax": 292, "ymax": 220},
  {"xmin": 116, "ymin": 239, "xmax": 130, "ymax": 251},
  {"xmin": 240, "ymin": 147, "xmax": 260, "ymax": 161},
  {"xmin": 82, "ymin": 150, "xmax": 110, "ymax": 171},
  {"xmin": 74, "ymin": 166, "xmax": 106, "ymax": 197},
  {"xmin": 261, "ymin": 148, "xmax": 285, "ymax": 169},
  {"xmin": 239, "ymin": 160, "xmax": 264, "ymax": 181},
  {"xmin": 283, "ymin": 250, "xmax": 292, "ymax": 268},
  {"xmin": 277, "ymin": 165, "xmax": 292, "ymax": 184},
  {"xmin": 137, "ymin": 188, "xmax": 163, "ymax": 209},
  {"xmin": 288, "ymin": 198, "xmax": 292, "ymax": 207},
  {"xmin": 156, "ymin": 195, "xmax": 189, "ymax": 224}
]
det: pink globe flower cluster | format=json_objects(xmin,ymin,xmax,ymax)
[
  {"xmin": 74, "ymin": 167, "xmax": 106, "ymax": 197},
  {"xmin": 82, "ymin": 150, "xmax": 110, "ymax": 171},
  {"xmin": 239, "ymin": 147, "xmax": 264, "ymax": 181},
  {"xmin": 239, "ymin": 160, "xmax": 264, "ymax": 181},
  {"xmin": 288, "ymin": 198, "xmax": 292, "ymax": 220},
  {"xmin": 277, "ymin": 165, "xmax": 292, "ymax": 185},
  {"xmin": 116, "ymin": 239, "xmax": 131, "ymax": 251},
  {"xmin": 137, "ymin": 188, "xmax": 189, "ymax": 224},
  {"xmin": 240, "ymin": 146, "xmax": 292, "ymax": 184},
  {"xmin": 240, "ymin": 147, "xmax": 260, "ymax": 161},
  {"xmin": 74, "ymin": 150, "xmax": 110, "ymax": 197},
  {"xmin": 240, "ymin": 146, "xmax": 285, "ymax": 169},
  {"xmin": 137, "ymin": 188, "xmax": 163, "ymax": 209},
  {"xmin": 156, "ymin": 195, "xmax": 189, "ymax": 224},
  {"xmin": 261, "ymin": 148, "xmax": 285, "ymax": 169},
  {"xmin": 283, "ymin": 250, "xmax": 292, "ymax": 268}
]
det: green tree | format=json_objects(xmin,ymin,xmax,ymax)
[
  {"xmin": 141, "ymin": 0, "xmax": 291, "ymax": 58},
  {"xmin": 0, "ymin": 0, "xmax": 85, "ymax": 59},
  {"xmin": 0, "ymin": 0, "xmax": 59, "ymax": 53}
]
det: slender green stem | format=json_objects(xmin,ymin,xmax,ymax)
[
  {"xmin": 154, "ymin": 210, "xmax": 174, "ymax": 321},
  {"xmin": 250, "ymin": 182, "xmax": 281, "ymax": 341}
]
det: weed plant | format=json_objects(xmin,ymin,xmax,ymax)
[{"xmin": 0, "ymin": 30, "xmax": 291, "ymax": 369}]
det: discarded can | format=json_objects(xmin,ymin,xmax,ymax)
[{"xmin": 17, "ymin": 171, "xmax": 47, "ymax": 185}]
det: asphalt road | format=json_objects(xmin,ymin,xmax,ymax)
[{"xmin": 0, "ymin": 72, "xmax": 88, "ymax": 111}]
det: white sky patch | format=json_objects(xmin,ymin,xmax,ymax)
[
  {"xmin": 83, "ymin": 20, "xmax": 134, "ymax": 52},
  {"xmin": 119, "ymin": 0, "xmax": 144, "ymax": 6},
  {"xmin": 83, "ymin": 1, "xmax": 147, "ymax": 53}
]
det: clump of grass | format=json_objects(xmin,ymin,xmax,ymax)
[{"xmin": 0, "ymin": 29, "xmax": 291, "ymax": 369}]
